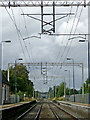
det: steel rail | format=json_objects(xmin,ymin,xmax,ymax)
[
  {"xmin": 34, "ymin": 103, "xmax": 42, "ymax": 120},
  {"xmin": 52, "ymin": 102, "xmax": 79, "ymax": 120},
  {"xmin": 16, "ymin": 103, "xmax": 37, "ymax": 120},
  {"xmin": 48, "ymin": 103, "xmax": 60, "ymax": 120}
]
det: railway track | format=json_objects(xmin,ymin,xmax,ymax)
[
  {"xmin": 49, "ymin": 102, "xmax": 79, "ymax": 120},
  {"xmin": 16, "ymin": 101, "xmax": 79, "ymax": 120},
  {"xmin": 16, "ymin": 102, "xmax": 42, "ymax": 120},
  {"xmin": 38, "ymin": 102, "xmax": 59, "ymax": 120}
]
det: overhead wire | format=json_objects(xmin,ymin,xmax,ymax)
[
  {"xmin": 19, "ymin": 7, "xmax": 39, "ymax": 80},
  {"xmin": 59, "ymin": 6, "xmax": 79, "ymax": 62},
  {"xmin": 2, "ymin": 1, "xmax": 38, "ymax": 81},
  {"xmin": 2, "ymin": 2, "xmax": 28, "ymax": 62},
  {"xmin": 19, "ymin": 8, "xmax": 35, "ymax": 63},
  {"xmin": 10, "ymin": 8, "xmax": 33, "ymax": 62},
  {"xmin": 52, "ymin": 1, "xmax": 74, "ymax": 75},
  {"xmin": 12, "ymin": 6, "xmax": 38, "ymax": 78},
  {"xmin": 52, "ymin": 3, "xmax": 81, "ymax": 76},
  {"xmin": 62, "ymin": 6, "xmax": 84, "ymax": 63},
  {"xmin": 2, "ymin": 1, "xmax": 85, "ymax": 90},
  {"xmin": 57, "ymin": 6, "xmax": 79, "ymax": 75},
  {"xmin": 11, "ymin": 8, "xmax": 31, "ymax": 62},
  {"xmin": 59, "ymin": 1, "xmax": 83, "ymax": 65},
  {"xmin": 4, "ymin": 2, "xmax": 51, "ymax": 84},
  {"xmin": 54, "ymin": 6, "xmax": 73, "ymax": 63},
  {"xmin": 54, "ymin": 1, "xmax": 74, "ymax": 60},
  {"xmin": 55, "ymin": 5, "xmax": 83, "ymax": 80}
]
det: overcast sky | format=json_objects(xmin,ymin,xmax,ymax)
[{"xmin": 0, "ymin": 1, "xmax": 89, "ymax": 92}]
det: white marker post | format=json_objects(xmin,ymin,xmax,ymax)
[{"xmin": 24, "ymin": 93, "xmax": 26, "ymax": 101}]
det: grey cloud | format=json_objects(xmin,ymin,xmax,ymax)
[{"xmin": 1, "ymin": 6, "xmax": 88, "ymax": 92}]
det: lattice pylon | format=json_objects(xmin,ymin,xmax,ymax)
[{"xmin": 41, "ymin": 1, "xmax": 55, "ymax": 34}]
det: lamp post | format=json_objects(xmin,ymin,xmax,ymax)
[
  {"xmin": 15, "ymin": 58, "xmax": 23, "ymax": 103},
  {"xmin": 65, "ymin": 70, "xmax": 70, "ymax": 95},
  {"xmin": 67, "ymin": 58, "xmax": 75, "ymax": 102},
  {"xmin": 79, "ymin": 39, "xmax": 90, "ymax": 104},
  {"xmin": 68, "ymin": 36, "xmax": 86, "ymax": 96}
]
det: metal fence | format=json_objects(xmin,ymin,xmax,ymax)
[
  {"xmin": 65, "ymin": 93, "xmax": 89, "ymax": 104},
  {"xmin": 9, "ymin": 95, "xmax": 23, "ymax": 104}
]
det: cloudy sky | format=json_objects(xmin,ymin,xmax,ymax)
[{"xmin": 0, "ymin": 1, "xmax": 89, "ymax": 92}]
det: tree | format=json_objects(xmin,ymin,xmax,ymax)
[
  {"xmin": 84, "ymin": 79, "xmax": 89, "ymax": 93},
  {"xmin": 55, "ymin": 82, "xmax": 79, "ymax": 98},
  {"xmin": 79, "ymin": 79, "xmax": 89, "ymax": 94},
  {"xmin": 69, "ymin": 89, "xmax": 78, "ymax": 95},
  {"xmin": 56, "ymin": 82, "xmax": 64, "ymax": 97},
  {"xmin": 27, "ymin": 80, "xmax": 33, "ymax": 97},
  {"xmin": 48, "ymin": 87, "xmax": 54, "ymax": 98},
  {"xmin": 3, "ymin": 64, "xmax": 34, "ymax": 97},
  {"xmin": 66, "ymin": 88, "xmax": 69, "ymax": 95},
  {"xmin": 2, "ymin": 70, "xmax": 7, "ymax": 78},
  {"xmin": 35, "ymin": 91, "xmax": 39, "ymax": 99}
]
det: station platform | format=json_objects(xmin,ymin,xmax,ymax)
[
  {"xmin": 55, "ymin": 100, "xmax": 90, "ymax": 119},
  {"xmin": 57, "ymin": 100, "xmax": 90, "ymax": 116},
  {"xmin": 0, "ymin": 101, "xmax": 31, "ymax": 110},
  {"xmin": 58, "ymin": 100, "xmax": 90, "ymax": 107}
]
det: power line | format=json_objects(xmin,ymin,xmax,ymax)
[
  {"xmin": 53, "ymin": 2, "xmax": 75, "ymax": 74},
  {"xmin": 2, "ymin": 1, "xmax": 38, "ymax": 67},
  {"xmin": 11, "ymin": 6, "xmax": 37, "ymax": 77},
  {"xmin": 20, "ymin": 7, "xmax": 37, "ymax": 77},
  {"xmin": 60, "ymin": 6, "xmax": 79, "ymax": 61},
  {"xmin": 2, "ymin": 3, "xmax": 28, "ymax": 62},
  {"xmin": 53, "ymin": 6, "xmax": 80, "ymax": 75},
  {"xmin": 54, "ymin": 4, "xmax": 74, "ymax": 63},
  {"xmin": 10, "ymin": 8, "xmax": 30, "ymax": 62},
  {"xmin": 62, "ymin": 6, "xmax": 84, "ymax": 63},
  {"xmin": 11, "ymin": 7, "xmax": 34, "ymax": 63}
]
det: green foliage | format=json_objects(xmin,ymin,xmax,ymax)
[
  {"xmin": 27, "ymin": 81, "xmax": 33, "ymax": 97},
  {"xmin": 56, "ymin": 82, "xmax": 64, "ymax": 97},
  {"xmin": 48, "ymin": 81, "xmax": 79, "ymax": 99},
  {"xmin": 84, "ymin": 79, "xmax": 89, "ymax": 93},
  {"xmin": 17, "ymin": 90, "xmax": 24, "ymax": 96},
  {"xmin": 35, "ymin": 91, "xmax": 39, "ymax": 98},
  {"xmin": 79, "ymin": 79, "xmax": 89, "ymax": 94},
  {"xmin": 79, "ymin": 86, "xmax": 82, "ymax": 94},
  {"xmin": 2, "ymin": 70, "xmax": 7, "ymax": 78},
  {"xmin": 3, "ymin": 64, "xmax": 34, "ymax": 97},
  {"xmin": 66, "ymin": 88, "xmax": 69, "ymax": 95},
  {"xmin": 69, "ymin": 89, "xmax": 78, "ymax": 95},
  {"xmin": 49, "ymin": 87, "xmax": 54, "ymax": 98}
]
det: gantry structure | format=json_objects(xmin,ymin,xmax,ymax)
[
  {"xmin": 0, "ymin": 0, "xmax": 89, "ymax": 7},
  {"xmin": 7, "ymin": 62, "xmax": 84, "ymax": 88},
  {"xmin": 1, "ymin": 0, "xmax": 90, "ymax": 103},
  {"xmin": 0, "ymin": 0, "xmax": 90, "ymax": 34}
]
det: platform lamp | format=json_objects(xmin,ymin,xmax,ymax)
[
  {"xmin": 15, "ymin": 58, "xmax": 23, "ymax": 103},
  {"xmin": 67, "ymin": 58, "xmax": 75, "ymax": 102}
]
